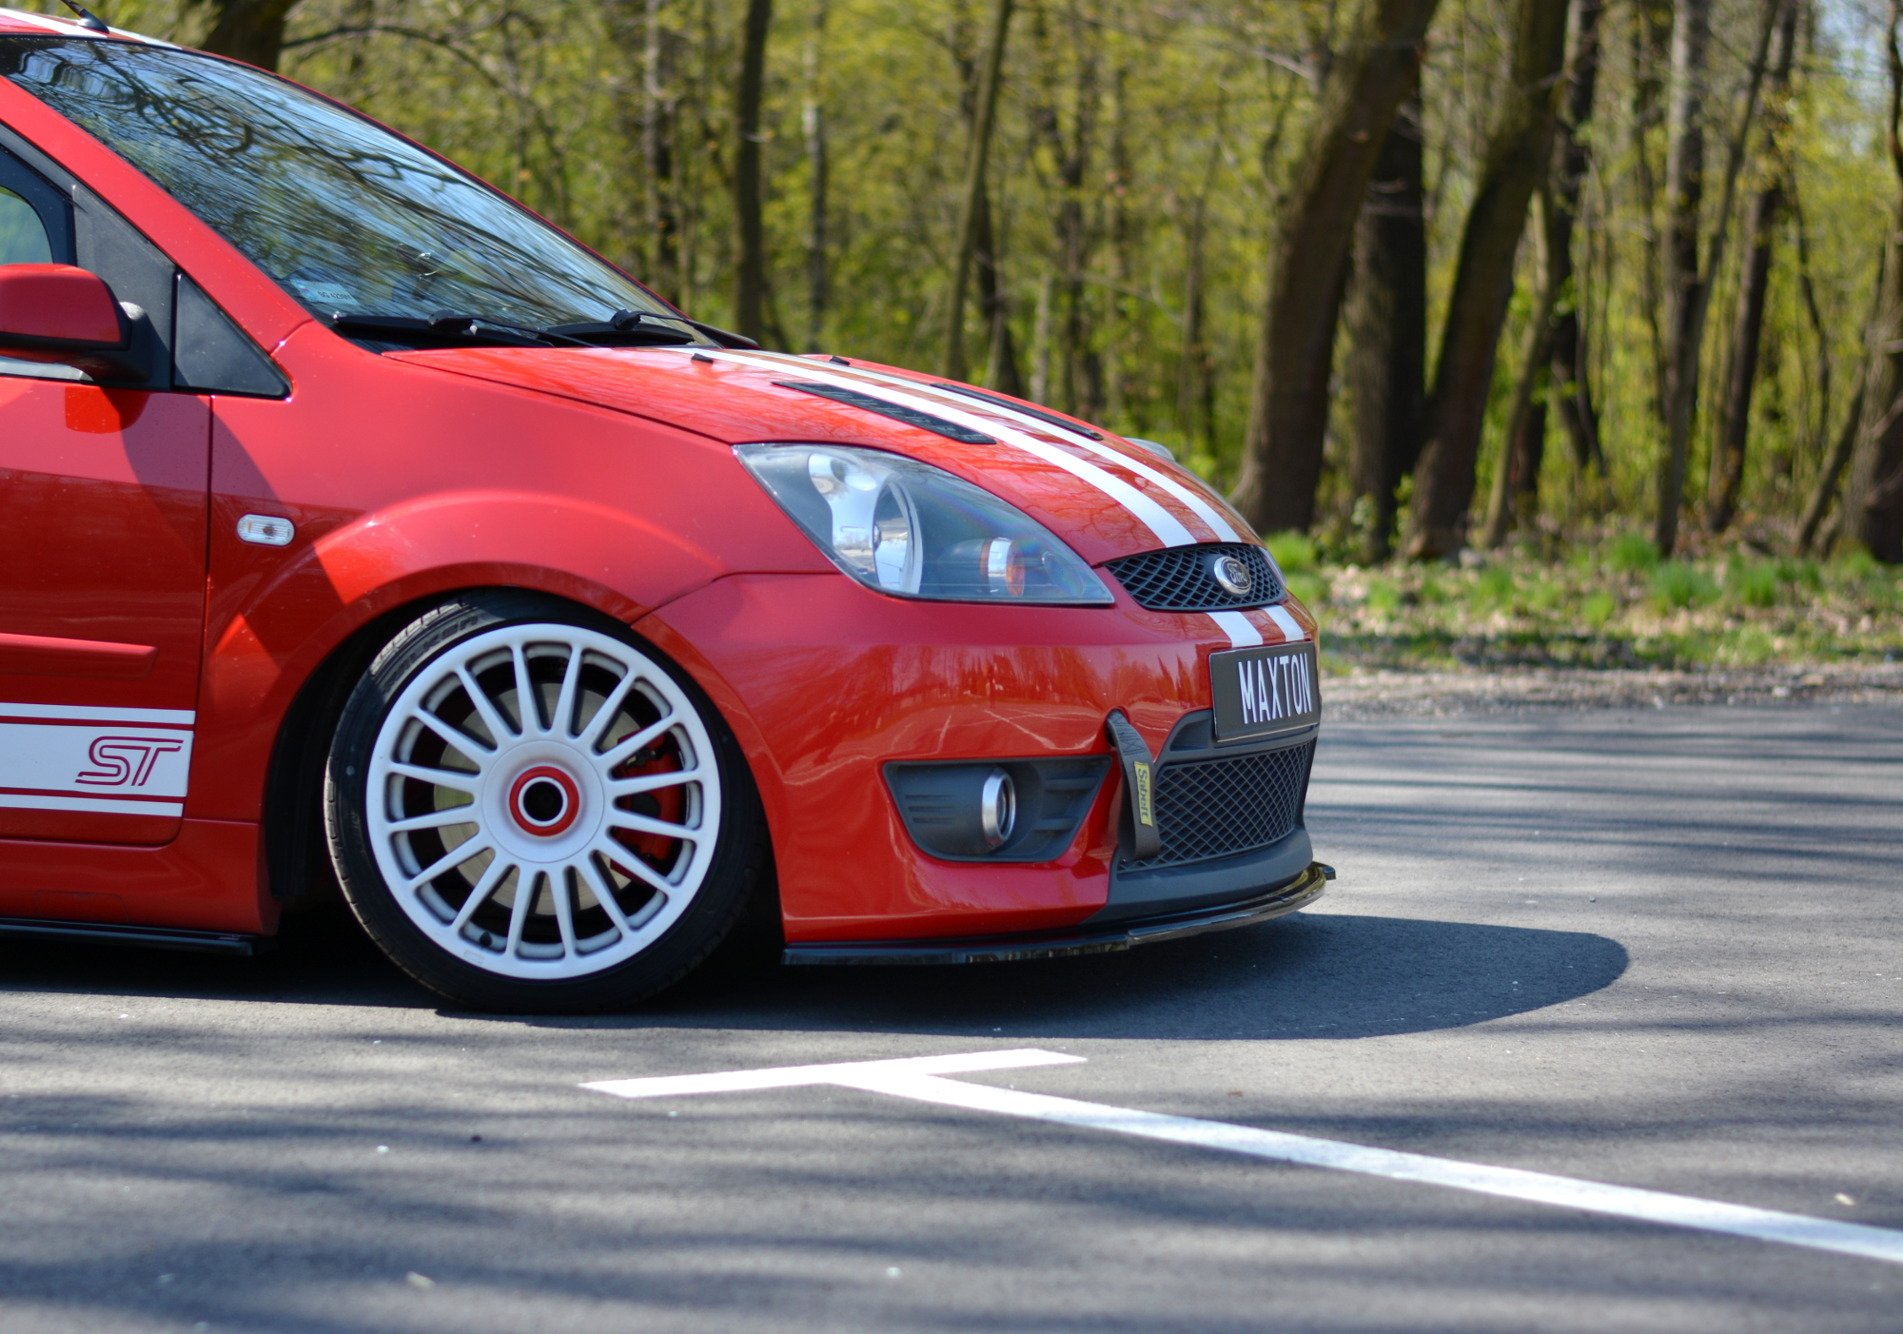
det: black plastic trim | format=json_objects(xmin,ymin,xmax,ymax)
[
  {"xmin": 0, "ymin": 917, "xmax": 262, "ymax": 956},
  {"xmin": 781, "ymin": 862, "xmax": 1328, "ymax": 965},
  {"xmin": 775, "ymin": 381, "xmax": 996, "ymax": 444},
  {"xmin": 933, "ymin": 383, "xmax": 1103, "ymax": 439}
]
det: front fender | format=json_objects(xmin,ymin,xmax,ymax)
[{"xmin": 190, "ymin": 488, "xmax": 803, "ymax": 824}]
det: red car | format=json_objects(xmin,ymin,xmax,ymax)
[{"xmin": 0, "ymin": 9, "xmax": 1325, "ymax": 1011}]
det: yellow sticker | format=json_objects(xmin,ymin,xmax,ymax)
[{"xmin": 1133, "ymin": 760, "xmax": 1154, "ymax": 828}]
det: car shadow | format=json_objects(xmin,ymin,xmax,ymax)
[
  {"xmin": 0, "ymin": 907, "xmax": 1627, "ymax": 1041},
  {"xmin": 531, "ymin": 909, "xmax": 1629, "ymax": 1042}
]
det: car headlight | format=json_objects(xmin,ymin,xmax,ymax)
[{"xmin": 736, "ymin": 443, "xmax": 1113, "ymax": 605}]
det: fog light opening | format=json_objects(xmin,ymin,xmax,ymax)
[{"xmin": 980, "ymin": 768, "xmax": 1017, "ymax": 850}]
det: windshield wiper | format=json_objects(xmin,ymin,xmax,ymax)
[
  {"xmin": 324, "ymin": 312, "xmax": 590, "ymax": 349},
  {"xmin": 555, "ymin": 309, "xmax": 759, "ymax": 350},
  {"xmin": 542, "ymin": 311, "xmax": 701, "ymax": 347}
]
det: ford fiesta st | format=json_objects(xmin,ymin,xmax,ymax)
[{"xmin": 0, "ymin": 8, "xmax": 1326, "ymax": 1012}]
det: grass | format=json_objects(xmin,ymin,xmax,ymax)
[{"xmin": 1266, "ymin": 531, "xmax": 1903, "ymax": 674}]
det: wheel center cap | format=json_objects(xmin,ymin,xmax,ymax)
[{"xmin": 508, "ymin": 765, "xmax": 581, "ymax": 837}]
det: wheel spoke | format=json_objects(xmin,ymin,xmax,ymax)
[
  {"xmin": 510, "ymin": 641, "xmax": 538, "ymax": 734},
  {"xmin": 551, "ymin": 643, "xmax": 584, "ymax": 739},
  {"xmin": 606, "ymin": 809, "xmax": 699, "ymax": 842},
  {"xmin": 449, "ymin": 854, "xmax": 513, "ymax": 933},
  {"xmin": 607, "ymin": 768, "xmax": 702, "ymax": 796},
  {"xmin": 504, "ymin": 869, "xmax": 537, "ymax": 956},
  {"xmin": 551, "ymin": 869, "xmax": 579, "ymax": 956},
  {"xmin": 406, "ymin": 836, "xmax": 491, "ymax": 889},
  {"xmin": 388, "ymin": 760, "xmax": 480, "ymax": 792},
  {"xmin": 577, "ymin": 856, "xmax": 634, "ymax": 937},
  {"xmin": 455, "ymin": 663, "xmax": 516, "ymax": 745},
  {"xmin": 386, "ymin": 804, "xmax": 479, "ymax": 835},
  {"xmin": 600, "ymin": 715, "xmax": 675, "ymax": 769},
  {"xmin": 575, "ymin": 669, "xmax": 641, "ymax": 748},
  {"xmin": 592, "ymin": 834, "xmax": 676, "ymax": 897},
  {"xmin": 415, "ymin": 707, "xmax": 495, "ymax": 761}
]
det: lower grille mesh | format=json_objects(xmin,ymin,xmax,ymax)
[{"xmin": 1138, "ymin": 740, "xmax": 1313, "ymax": 868}]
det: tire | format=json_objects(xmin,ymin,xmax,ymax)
[{"xmin": 323, "ymin": 592, "xmax": 767, "ymax": 1012}]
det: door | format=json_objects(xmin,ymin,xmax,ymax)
[{"xmin": 0, "ymin": 144, "xmax": 209, "ymax": 846}]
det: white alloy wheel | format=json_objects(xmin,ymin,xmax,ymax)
[{"xmin": 360, "ymin": 621, "xmax": 723, "ymax": 982}]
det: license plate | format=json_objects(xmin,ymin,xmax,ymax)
[{"xmin": 1209, "ymin": 641, "xmax": 1321, "ymax": 742}]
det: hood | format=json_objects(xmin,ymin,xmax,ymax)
[{"xmin": 386, "ymin": 344, "xmax": 1258, "ymax": 565}]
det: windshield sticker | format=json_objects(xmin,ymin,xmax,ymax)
[{"xmin": 292, "ymin": 280, "xmax": 356, "ymax": 309}]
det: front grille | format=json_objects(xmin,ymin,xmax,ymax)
[
  {"xmin": 1138, "ymin": 740, "xmax": 1312, "ymax": 868},
  {"xmin": 1107, "ymin": 543, "xmax": 1284, "ymax": 612}
]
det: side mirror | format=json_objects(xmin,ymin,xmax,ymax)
[{"xmin": 0, "ymin": 263, "xmax": 130, "ymax": 369}]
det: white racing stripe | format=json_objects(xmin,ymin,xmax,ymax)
[
  {"xmin": 588, "ymin": 1049, "xmax": 1903, "ymax": 1269},
  {"xmin": 1264, "ymin": 605, "xmax": 1306, "ymax": 642},
  {"xmin": 0, "ymin": 702, "xmax": 195, "ymax": 727},
  {"xmin": 776, "ymin": 354, "xmax": 1244, "ymax": 543},
  {"xmin": 0, "ymin": 706, "xmax": 194, "ymax": 819},
  {"xmin": 0, "ymin": 793, "xmax": 184, "ymax": 818},
  {"xmin": 695, "ymin": 349, "xmax": 1288, "ymax": 643},
  {"xmin": 703, "ymin": 349, "xmax": 1196, "ymax": 549},
  {"xmin": 1206, "ymin": 611, "xmax": 1264, "ymax": 648}
]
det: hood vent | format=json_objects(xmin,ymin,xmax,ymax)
[
  {"xmin": 934, "ymin": 383, "xmax": 1103, "ymax": 440},
  {"xmin": 775, "ymin": 381, "xmax": 995, "ymax": 445}
]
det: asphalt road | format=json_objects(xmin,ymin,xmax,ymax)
[{"xmin": 2, "ymin": 702, "xmax": 1899, "ymax": 1332}]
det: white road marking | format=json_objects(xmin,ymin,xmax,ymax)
[{"xmin": 585, "ymin": 1049, "xmax": 1903, "ymax": 1268}]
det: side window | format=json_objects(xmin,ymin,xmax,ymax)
[
  {"xmin": 0, "ymin": 184, "xmax": 51, "ymax": 264},
  {"xmin": 0, "ymin": 149, "xmax": 80, "ymax": 381}
]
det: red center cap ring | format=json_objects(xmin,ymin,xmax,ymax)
[{"xmin": 508, "ymin": 765, "xmax": 581, "ymax": 837}]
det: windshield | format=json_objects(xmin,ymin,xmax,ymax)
[{"xmin": 0, "ymin": 38, "xmax": 683, "ymax": 336}]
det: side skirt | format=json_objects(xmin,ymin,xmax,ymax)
[{"xmin": 0, "ymin": 917, "xmax": 263, "ymax": 956}]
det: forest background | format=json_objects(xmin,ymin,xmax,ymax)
[{"xmin": 40, "ymin": 0, "xmax": 1903, "ymax": 675}]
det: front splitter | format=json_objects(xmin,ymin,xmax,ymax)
[{"xmin": 781, "ymin": 862, "xmax": 1333, "ymax": 966}]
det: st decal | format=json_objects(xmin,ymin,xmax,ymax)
[{"xmin": 77, "ymin": 736, "xmax": 188, "ymax": 788}]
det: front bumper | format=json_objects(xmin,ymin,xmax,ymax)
[
  {"xmin": 636, "ymin": 571, "xmax": 1320, "ymax": 944},
  {"xmin": 783, "ymin": 862, "xmax": 1332, "ymax": 964}
]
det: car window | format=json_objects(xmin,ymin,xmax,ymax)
[
  {"xmin": 0, "ymin": 37, "xmax": 677, "ymax": 333},
  {"xmin": 0, "ymin": 185, "xmax": 51, "ymax": 264}
]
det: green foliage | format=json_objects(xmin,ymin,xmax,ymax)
[
  {"xmin": 1606, "ymin": 533, "xmax": 1662, "ymax": 575},
  {"xmin": 1266, "ymin": 530, "xmax": 1321, "ymax": 576},
  {"xmin": 1649, "ymin": 562, "xmax": 1721, "ymax": 613}
]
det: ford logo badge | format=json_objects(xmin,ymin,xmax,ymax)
[{"xmin": 1211, "ymin": 554, "xmax": 1254, "ymax": 597}]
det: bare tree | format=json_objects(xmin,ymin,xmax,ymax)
[
  {"xmin": 1404, "ymin": 0, "xmax": 1571, "ymax": 559},
  {"xmin": 191, "ymin": 0, "xmax": 302, "ymax": 70},
  {"xmin": 1346, "ymin": 88, "xmax": 1426, "ymax": 563},
  {"xmin": 1848, "ymin": 0, "xmax": 1903, "ymax": 561},
  {"xmin": 1708, "ymin": 0, "xmax": 1799, "ymax": 533},
  {"xmin": 1653, "ymin": 0, "xmax": 1779, "ymax": 554},
  {"xmin": 1231, "ymin": 0, "xmax": 1440, "ymax": 537},
  {"xmin": 732, "ymin": 0, "xmax": 773, "ymax": 343},
  {"xmin": 944, "ymin": 0, "xmax": 1013, "ymax": 383}
]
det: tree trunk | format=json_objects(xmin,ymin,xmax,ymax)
[
  {"xmin": 1345, "ymin": 87, "xmax": 1427, "ymax": 563},
  {"xmin": 1231, "ymin": 0, "xmax": 1441, "ymax": 538},
  {"xmin": 1848, "ymin": 1, "xmax": 1903, "ymax": 561},
  {"xmin": 196, "ymin": 0, "xmax": 301, "ymax": 70},
  {"xmin": 732, "ymin": 0, "xmax": 773, "ymax": 343},
  {"xmin": 1547, "ymin": 0, "xmax": 1605, "ymax": 478},
  {"xmin": 1483, "ymin": 0, "xmax": 1608, "ymax": 547},
  {"xmin": 1630, "ymin": 0, "xmax": 1674, "ymax": 422},
  {"xmin": 1654, "ymin": 0, "xmax": 1780, "ymax": 554},
  {"xmin": 943, "ymin": 0, "xmax": 1013, "ymax": 383},
  {"xmin": 1403, "ymin": 0, "xmax": 1571, "ymax": 560},
  {"xmin": 1708, "ymin": 0, "xmax": 1799, "ymax": 533},
  {"xmin": 1481, "ymin": 194, "xmax": 1559, "ymax": 549},
  {"xmin": 802, "ymin": 0, "xmax": 829, "ymax": 350}
]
